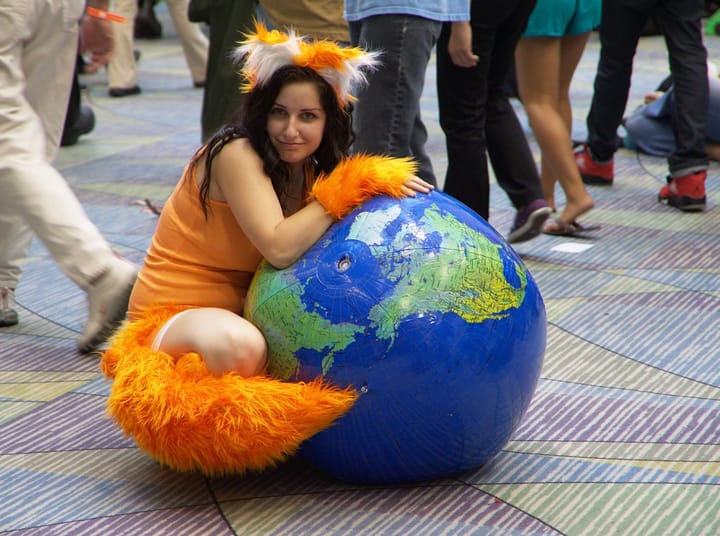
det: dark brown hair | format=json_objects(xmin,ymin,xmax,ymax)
[{"xmin": 190, "ymin": 65, "xmax": 354, "ymax": 217}]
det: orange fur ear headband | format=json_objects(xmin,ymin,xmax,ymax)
[{"xmin": 233, "ymin": 22, "xmax": 380, "ymax": 106}]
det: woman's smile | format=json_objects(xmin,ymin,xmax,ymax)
[{"xmin": 267, "ymin": 81, "xmax": 326, "ymax": 165}]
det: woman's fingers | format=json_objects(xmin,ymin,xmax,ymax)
[{"xmin": 401, "ymin": 176, "xmax": 434, "ymax": 196}]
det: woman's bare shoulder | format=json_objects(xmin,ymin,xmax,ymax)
[
  {"xmin": 212, "ymin": 137, "xmax": 268, "ymax": 190},
  {"xmin": 219, "ymin": 136, "xmax": 253, "ymax": 155},
  {"xmin": 214, "ymin": 137, "xmax": 262, "ymax": 168}
]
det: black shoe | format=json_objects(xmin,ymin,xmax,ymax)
[
  {"xmin": 61, "ymin": 105, "xmax": 95, "ymax": 147},
  {"xmin": 134, "ymin": 0, "xmax": 162, "ymax": 39},
  {"xmin": 109, "ymin": 86, "xmax": 141, "ymax": 98},
  {"xmin": 134, "ymin": 21, "xmax": 162, "ymax": 39}
]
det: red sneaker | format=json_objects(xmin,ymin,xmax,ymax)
[
  {"xmin": 575, "ymin": 144, "xmax": 614, "ymax": 185},
  {"xmin": 658, "ymin": 170, "xmax": 707, "ymax": 212}
]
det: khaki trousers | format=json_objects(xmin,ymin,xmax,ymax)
[
  {"xmin": 109, "ymin": 0, "xmax": 209, "ymax": 88},
  {"xmin": 0, "ymin": 0, "xmax": 119, "ymax": 289}
]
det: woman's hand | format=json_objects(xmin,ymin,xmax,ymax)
[{"xmin": 400, "ymin": 176, "xmax": 434, "ymax": 197}]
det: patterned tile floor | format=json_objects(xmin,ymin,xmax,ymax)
[{"xmin": 1, "ymin": 9, "xmax": 719, "ymax": 535}]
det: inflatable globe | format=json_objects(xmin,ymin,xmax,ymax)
[{"xmin": 244, "ymin": 190, "xmax": 545, "ymax": 484}]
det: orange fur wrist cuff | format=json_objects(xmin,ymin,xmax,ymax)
[{"xmin": 311, "ymin": 154, "xmax": 418, "ymax": 219}]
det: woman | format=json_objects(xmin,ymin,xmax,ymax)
[
  {"xmin": 100, "ymin": 24, "xmax": 433, "ymax": 476},
  {"xmin": 117, "ymin": 24, "xmax": 433, "ymax": 377},
  {"xmin": 515, "ymin": 0, "xmax": 601, "ymax": 236}
]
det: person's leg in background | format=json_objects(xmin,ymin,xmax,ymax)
[
  {"xmin": 349, "ymin": 15, "xmax": 442, "ymax": 185},
  {"xmin": 165, "ymin": 0, "xmax": 208, "ymax": 87},
  {"xmin": 108, "ymin": 0, "xmax": 141, "ymax": 95},
  {"xmin": 436, "ymin": 19, "xmax": 492, "ymax": 218},
  {"xmin": 189, "ymin": 0, "xmax": 256, "ymax": 141},
  {"xmin": 660, "ymin": 0, "xmax": 708, "ymax": 177},
  {"xmin": 0, "ymin": 211, "xmax": 30, "ymax": 327},
  {"xmin": 61, "ymin": 55, "xmax": 96, "ymax": 147},
  {"xmin": 514, "ymin": 0, "xmax": 596, "ymax": 232},
  {"xmin": 0, "ymin": 0, "xmax": 137, "ymax": 350},
  {"xmin": 578, "ymin": 0, "xmax": 646, "ymax": 184},
  {"xmin": 437, "ymin": 0, "xmax": 550, "ymax": 242},
  {"xmin": 483, "ymin": 0, "xmax": 552, "ymax": 242},
  {"xmin": 134, "ymin": 0, "xmax": 162, "ymax": 39},
  {"xmin": 655, "ymin": 0, "xmax": 709, "ymax": 211}
]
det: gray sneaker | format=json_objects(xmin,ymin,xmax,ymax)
[
  {"xmin": 508, "ymin": 198, "xmax": 553, "ymax": 244},
  {"xmin": 0, "ymin": 287, "xmax": 19, "ymax": 327},
  {"xmin": 77, "ymin": 258, "xmax": 137, "ymax": 353}
]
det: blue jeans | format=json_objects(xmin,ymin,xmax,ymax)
[
  {"xmin": 624, "ymin": 75, "xmax": 720, "ymax": 156},
  {"xmin": 587, "ymin": 0, "xmax": 708, "ymax": 176},
  {"xmin": 349, "ymin": 15, "xmax": 442, "ymax": 185}
]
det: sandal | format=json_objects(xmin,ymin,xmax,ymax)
[{"xmin": 543, "ymin": 218, "xmax": 601, "ymax": 237}]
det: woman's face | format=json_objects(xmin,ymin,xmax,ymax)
[{"xmin": 266, "ymin": 81, "xmax": 326, "ymax": 168}]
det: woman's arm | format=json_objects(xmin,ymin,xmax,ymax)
[{"xmin": 212, "ymin": 139, "xmax": 334, "ymax": 269}]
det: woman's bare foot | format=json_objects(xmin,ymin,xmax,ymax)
[{"xmin": 544, "ymin": 195, "xmax": 594, "ymax": 234}]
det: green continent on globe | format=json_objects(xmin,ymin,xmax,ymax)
[
  {"xmin": 248, "ymin": 200, "xmax": 529, "ymax": 379},
  {"xmin": 246, "ymin": 267, "xmax": 364, "ymax": 378},
  {"xmin": 346, "ymin": 203, "xmax": 528, "ymax": 341}
]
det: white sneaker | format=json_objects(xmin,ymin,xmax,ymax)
[
  {"xmin": 77, "ymin": 258, "xmax": 137, "ymax": 353},
  {"xmin": 0, "ymin": 287, "xmax": 19, "ymax": 327}
]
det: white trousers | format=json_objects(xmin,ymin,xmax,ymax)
[
  {"xmin": 108, "ymin": 0, "xmax": 209, "ymax": 88},
  {"xmin": 0, "ymin": 0, "xmax": 118, "ymax": 290}
]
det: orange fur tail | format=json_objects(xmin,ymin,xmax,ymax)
[
  {"xmin": 101, "ymin": 309, "xmax": 358, "ymax": 476},
  {"xmin": 311, "ymin": 153, "xmax": 419, "ymax": 219}
]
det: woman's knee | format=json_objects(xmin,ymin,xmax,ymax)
[
  {"xmin": 157, "ymin": 309, "xmax": 268, "ymax": 377},
  {"xmin": 203, "ymin": 323, "xmax": 267, "ymax": 377}
]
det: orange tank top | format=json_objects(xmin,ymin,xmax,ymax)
[{"xmin": 128, "ymin": 163, "xmax": 262, "ymax": 320}]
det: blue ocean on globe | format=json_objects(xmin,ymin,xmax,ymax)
[{"xmin": 244, "ymin": 189, "xmax": 546, "ymax": 484}]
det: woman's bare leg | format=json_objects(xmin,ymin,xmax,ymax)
[
  {"xmin": 516, "ymin": 34, "xmax": 594, "ymax": 228},
  {"xmin": 154, "ymin": 307, "xmax": 267, "ymax": 377}
]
